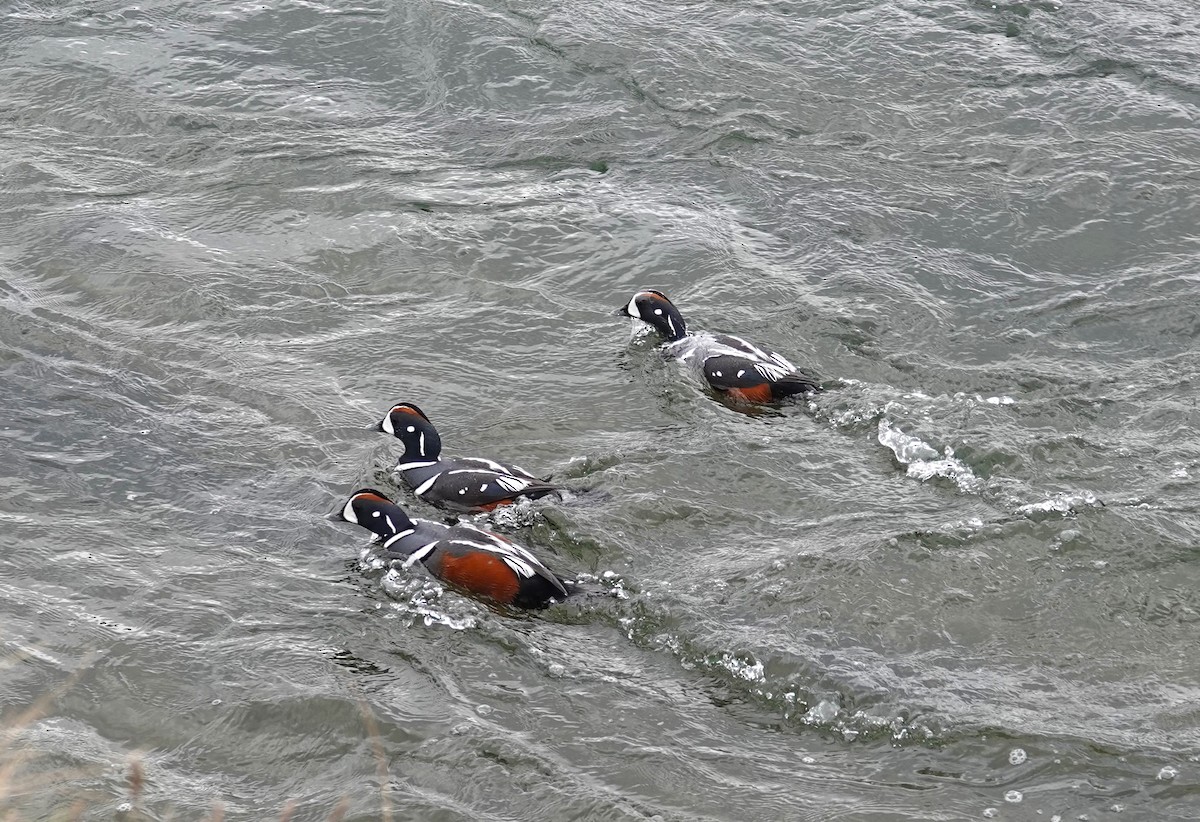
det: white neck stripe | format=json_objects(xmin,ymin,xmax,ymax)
[
  {"xmin": 382, "ymin": 528, "xmax": 416, "ymax": 548},
  {"xmin": 397, "ymin": 460, "xmax": 438, "ymax": 471},
  {"xmin": 401, "ymin": 541, "xmax": 439, "ymax": 568}
]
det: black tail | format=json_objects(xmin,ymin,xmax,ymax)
[
  {"xmin": 770, "ymin": 374, "xmax": 822, "ymax": 398},
  {"xmin": 525, "ymin": 481, "xmax": 570, "ymax": 501}
]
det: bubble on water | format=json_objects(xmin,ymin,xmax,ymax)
[
  {"xmin": 878, "ymin": 419, "xmax": 938, "ymax": 462},
  {"xmin": 1157, "ymin": 766, "xmax": 1178, "ymax": 780},
  {"xmin": 1019, "ymin": 492, "xmax": 1101, "ymax": 519},
  {"xmin": 1051, "ymin": 816, "xmax": 1062, "ymax": 822},
  {"xmin": 876, "ymin": 420, "xmax": 984, "ymax": 493},
  {"xmin": 547, "ymin": 663, "xmax": 565, "ymax": 678},
  {"xmin": 983, "ymin": 808, "xmax": 999, "ymax": 818},
  {"xmin": 800, "ymin": 755, "xmax": 815, "ymax": 764},
  {"xmin": 1009, "ymin": 748, "xmax": 1027, "ymax": 765},
  {"xmin": 1005, "ymin": 790, "xmax": 1023, "ymax": 803},
  {"xmin": 802, "ymin": 700, "xmax": 839, "ymax": 725},
  {"xmin": 720, "ymin": 653, "xmax": 765, "ymax": 683},
  {"xmin": 475, "ymin": 704, "xmax": 493, "ymax": 716},
  {"xmin": 483, "ymin": 497, "xmax": 539, "ymax": 528}
]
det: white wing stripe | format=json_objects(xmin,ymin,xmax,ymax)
[
  {"xmin": 448, "ymin": 534, "xmax": 544, "ymax": 578},
  {"xmin": 754, "ymin": 362, "xmax": 790, "ymax": 381},
  {"xmin": 496, "ymin": 476, "xmax": 529, "ymax": 493},
  {"xmin": 502, "ymin": 556, "xmax": 535, "ymax": 578}
]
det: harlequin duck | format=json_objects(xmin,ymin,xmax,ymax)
[
  {"xmin": 616, "ymin": 290, "xmax": 821, "ymax": 402},
  {"xmin": 337, "ymin": 488, "xmax": 574, "ymax": 609},
  {"xmin": 378, "ymin": 403, "xmax": 564, "ymax": 513}
]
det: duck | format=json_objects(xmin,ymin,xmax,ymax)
[
  {"xmin": 337, "ymin": 488, "xmax": 574, "ymax": 609},
  {"xmin": 616, "ymin": 289, "xmax": 821, "ymax": 402},
  {"xmin": 378, "ymin": 402, "xmax": 565, "ymax": 513}
]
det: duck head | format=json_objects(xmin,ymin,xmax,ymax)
[
  {"xmin": 616, "ymin": 290, "xmax": 687, "ymax": 342},
  {"xmin": 377, "ymin": 402, "xmax": 442, "ymax": 462},
  {"xmin": 338, "ymin": 488, "xmax": 415, "ymax": 541}
]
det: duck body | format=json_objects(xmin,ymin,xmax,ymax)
[
  {"xmin": 666, "ymin": 330, "xmax": 819, "ymax": 402},
  {"xmin": 618, "ymin": 290, "xmax": 820, "ymax": 402},
  {"xmin": 380, "ymin": 403, "xmax": 563, "ymax": 513},
  {"xmin": 338, "ymin": 489, "xmax": 574, "ymax": 609}
]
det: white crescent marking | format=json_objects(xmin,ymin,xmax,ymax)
[
  {"xmin": 401, "ymin": 541, "xmax": 440, "ymax": 569},
  {"xmin": 413, "ymin": 474, "xmax": 441, "ymax": 496},
  {"xmin": 382, "ymin": 528, "xmax": 416, "ymax": 549}
]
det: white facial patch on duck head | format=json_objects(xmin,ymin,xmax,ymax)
[
  {"xmin": 341, "ymin": 497, "xmax": 361, "ymax": 524},
  {"xmin": 626, "ymin": 293, "xmax": 642, "ymax": 318}
]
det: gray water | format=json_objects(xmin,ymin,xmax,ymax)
[{"xmin": 2, "ymin": 0, "xmax": 1199, "ymax": 819}]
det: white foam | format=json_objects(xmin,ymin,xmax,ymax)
[
  {"xmin": 1017, "ymin": 491, "xmax": 1101, "ymax": 517},
  {"xmin": 802, "ymin": 700, "xmax": 840, "ymax": 725},
  {"xmin": 379, "ymin": 569, "xmax": 479, "ymax": 630},
  {"xmin": 877, "ymin": 418, "xmax": 939, "ymax": 462},
  {"xmin": 480, "ymin": 497, "xmax": 539, "ymax": 529},
  {"xmin": 720, "ymin": 653, "xmax": 765, "ymax": 683},
  {"xmin": 877, "ymin": 419, "xmax": 983, "ymax": 493}
]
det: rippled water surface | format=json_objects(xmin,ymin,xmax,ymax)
[{"xmin": 3, "ymin": 0, "xmax": 1199, "ymax": 819}]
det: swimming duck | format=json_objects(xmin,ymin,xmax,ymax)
[
  {"xmin": 337, "ymin": 488, "xmax": 574, "ymax": 609},
  {"xmin": 378, "ymin": 403, "xmax": 564, "ymax": 513},
  {"xmin": 617, "ymin": 289, "xmax": 820, "ymax": 402}
]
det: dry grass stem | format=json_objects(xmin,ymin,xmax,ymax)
[
  {"xmin": 356, "ymin": 701, "xmax": 392, "ymax": 822},
  {"xmin": 327, "ymin": 795, "xmax": 350, "ymax": 822}
]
